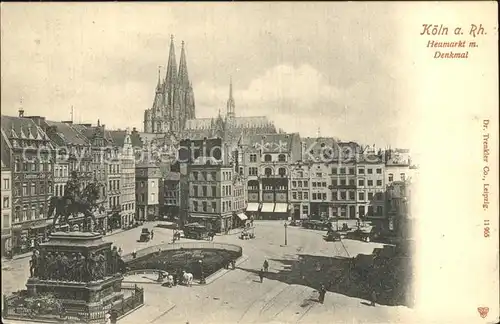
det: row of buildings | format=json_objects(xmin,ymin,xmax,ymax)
[{"xmin": 0, "ymin": 110, "xmax": 153, "ymax": 256}]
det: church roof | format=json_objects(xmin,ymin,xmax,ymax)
[{"xmin": 231, "ymin": 116, "xmax": 271, "ymax": 128}]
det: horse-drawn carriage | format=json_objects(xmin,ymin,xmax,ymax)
[{"xmin": 183, "ymin": 223, "xmax": 215, "ymax": 240}]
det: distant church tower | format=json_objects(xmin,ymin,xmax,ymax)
[
  {"xmin": 143, "ymin": 35, "xmax": 196, "ymax": 135},
  {"xmin": 226, "ymin": 77, "xmax": 235, "ymax": 119}
]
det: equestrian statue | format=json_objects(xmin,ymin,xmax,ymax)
[{"xmin": 47, "ymin": 171, "xmax": 105, "ymax": 232}]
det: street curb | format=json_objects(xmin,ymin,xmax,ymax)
[{"xmin": 202, "ymin": 254, "xmax": 249, "ymax": 285}]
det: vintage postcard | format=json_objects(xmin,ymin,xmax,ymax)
[{"xmin": 1, "ymin": 2, "xmax": 498, "ymax": 324}]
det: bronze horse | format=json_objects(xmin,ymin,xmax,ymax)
[{"xmin": 47, "ymin": 182, "xmax": 105, "ymax": 231}]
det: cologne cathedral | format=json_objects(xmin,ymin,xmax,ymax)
[
  {"xmin": 143, "ymin": 36, "xmax": 196, "ymax": 134},
  {"xmin": 143, "ymin": 36, "xmax": 277, "ymax": 146}
]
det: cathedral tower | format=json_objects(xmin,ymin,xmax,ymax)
[{"xmin": 226, "ymin": 77, "xmax": 235, "ymax": 120}]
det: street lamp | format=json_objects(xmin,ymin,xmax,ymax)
[
  {"xmin": 198, "ymin": 259, "xmax": 206, "ymax": 284},
  {"xmin": 284, "ymin": 222, "xmax": 288, "ymax": 246}
]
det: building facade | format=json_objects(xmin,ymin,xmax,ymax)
[
  {"xmin": 135, "ymin": 154, "xmax": 160, "ymax": 221},
  {"xmin": 289, "ymin": 162, "xmax": 311, "ymax": 220},
  {"xmin": 160, "ymin": 171, "xmax": 180, "ymax": 222},
  {"xmin": 1, "ymin": 113, "xmax": 54, "ymax": 255},
  {"xmin": 1, "ymin": 160, "xmax": 12, "ymax": 257}
]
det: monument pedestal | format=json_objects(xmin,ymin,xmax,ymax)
[{"xmin": 25, "ymin": 231, "xmax": 125, "ymax": 316}]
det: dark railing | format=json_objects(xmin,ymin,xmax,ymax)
[{"xmin": 3, "ymin": 285, "xmax": 144, "ymax": 323}]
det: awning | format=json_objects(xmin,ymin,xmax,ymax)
[
  {"xmin": 274, "ymin": 203, "xmax": 288, "ymax": 213},
  {"xmin": 246, "ymin": 203, "xmax": 260, "ymax": 212},
  {"xmin": 236, "ymin": 213, "xmax": 248, "ymax": 221},
  {"xmin": 261, "ymin": 203, "xmax": 275, "ymax": 213}
]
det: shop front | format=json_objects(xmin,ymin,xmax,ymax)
[
  {"xmin": 11, "ymin": 219, "xmax": 51, "ymax": 255},
  {"xmin": 234, "ymin": 212, "xmax": 248, "ymax": 228},
  {"xmin": 245, "ymin": 202, "xmax": 260, "ymax": 220},
  {"xmin": 1, "ymin": 228, "xmax": 12, "ymax": 258}
]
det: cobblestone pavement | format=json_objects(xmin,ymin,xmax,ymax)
[{"xmin": 2, "ymin": 221, "xmax": 416, "ymax": 323}]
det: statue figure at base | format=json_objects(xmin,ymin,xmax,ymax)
[{"xmin": 47, "ymin": 172, "xmax": 104, "ymax": 232}]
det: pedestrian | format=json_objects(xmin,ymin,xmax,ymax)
[
  {"xmin": 370, "ymin": 290, "xmax": 377, "ymax": 307},
  {"xmin": 118, "ymin": 247, "xmax": 123, "ymax": 256},
  {"xmin": 132, "ymin": 249, "xmax": 137, "ymax": 259},
  {"xmin": 173, "ymin": 272, "xmax": 178, "ymax": 286},
  {"xmin": 259, "ymin": 268, "xmax": 264, "ymax": 283},
  {"xmin": 318, "ymin": 284, "xmax": 326, "ymax": 304},
  {"xmin": 263, "ymin": 260, "xmax": 269, "ymax": 272},
  {"xmin": 110, "ymin": 309, "xmax": 118, "ymax": 324},
  {"xmin": 231, "ymin": 260, "xmax": 236, "ymax": 269},
  {"xmin": 151, "ymin": 230, "xmax": 154, "ymax": 240}
]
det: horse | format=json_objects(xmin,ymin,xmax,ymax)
[{"xmin": 182, "ymin": 271, "xmax": 194, "ymax": 287}]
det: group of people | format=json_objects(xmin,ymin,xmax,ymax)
[{"xmin": 29, "ymin": 245, "xmax": 126, "ymax": 282}]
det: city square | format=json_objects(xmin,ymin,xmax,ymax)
[{"xmin": 2, "ymin": 221, "xmax": 415, "ymax": 323}]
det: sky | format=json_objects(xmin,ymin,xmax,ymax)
[{"xmin": 1, "ymin": 3, "xmax": 415, "ymax": 149}]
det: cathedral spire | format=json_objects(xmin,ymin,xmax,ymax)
[
  {"xmin": 226, "ymin": 76, "xmax": 235, "ymax": 119},
  {"xmin": 178, "ymin": 40, "xmax": 190, "ymax": 89},
  {"xmin": 156, "ymin": 65, "xmax": 162, "ymax": 92},
  {"xmin": 165, "ymin": 35, "xmax": 178, "ymax": 86}
]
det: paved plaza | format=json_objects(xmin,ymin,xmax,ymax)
[{"xmin": 2, "ymin": 221, "xmax": 415, "ymax": 323}]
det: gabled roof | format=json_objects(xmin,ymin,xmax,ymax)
[
  {"xmin": 1, "ymin": 115, "xmax": 48, "ymax": 142},
  {"xmin": 242, "ymin": 133, "xmax": 298, "ymax": 153},
  {"xmin": 45, "ymin": 120, "xmax": 90, "ymax": 146}
]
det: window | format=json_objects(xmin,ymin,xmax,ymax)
[
  {"xmin": 304, "ymin": 181, "xmax": 308, "ymax": 187},
  {"xmin": 212, "ymin": 186, "xmax": 217, "ymax": 197},
  {"xmin": 201, "ymin": 172, "xmax": 207, "ymax": 180},
  {"xmin": 39, "ymin": 182, "xmax": 45, "ymax": 195},
  {"xmin": 278, "ymin": 154, "xmax": 286, "ymax": 162},
  {"xmin": 304, "ymin": 192, "xmax": 309, "ymax": 199},
  {"xmin": 349, "ymin": 179, "xmax": 355, "ymax": 186},
  {"xmin": 312, "ymin": 193, "xmax": 317, "ymax": 200},
  {"xmin": 316, "ymin": 172, "xmax": 322, "ymax": 177},
  {"xmin": 332, "ymin": 207, "xmax": 338, "ymax": 217},
  {"xmin": 367, "ymin": 168, "xmax": 373, "ymax": 174},
  {"xmin": 250, "ymin": 154, "xmax": 257, "ymax": 163},
  {"xmin": 264, "ymin": 154, "xmax": 272, "ymax": 162},
  {"xmin": 359, "ymin": 206, "xmax": 366, "ymax": 217},
  {"xmin": 249, "ymin": 167, "xmax": 258, "ymax": 176},
  {"xmin": 193, "ymin": 201, "xmax": 198, "ymax": 212},
  {"xmin": 292, "ymin": 192, "xmax": 297, "ymax": 200},
  {"xmin": 339, "ymin": 179, "xmax": 345, "ymax": 186},
  {"xmin": 358, "ymin": 168, "xmax": 365, "ymax": 174},
  {"xmin": 39, "ymin": 203, "xmax": 44, "ymax": 218},
  {"xmin": 298, "ymin": 192, "xmax": 303, "ymax": 200},
  {"xmin": 297, "ymin": 171, "xmax": 303, "ymax": 178},
  {"xmin": 376, "ymin": 180, "xmax": 382, "ymax": 186},
  {"xmin": 340, "ymin": 168, "xmax": 346, "ymax": 174},
  {"xmin": 202, "ymin": 186, "xmax": 207, "ymax": 197},
  {"xmin": 211, "ymin": 172, "xmax": 217, "ymax": 181},
  {"xmin": 264, "ymin": 168, "xmax": 272, "ymax": 176},
  {"xmin": 340, "ymin": 206, "xmax": 347, "ymax": 217},
  {"xmin": 376, "ymin": 206, "xmax": 383, "ymax": 215},
  {"xmin": 332, "ymin": 179, "xmax": 337, "ymax": 187},
  {"xmin": 332, "ymin": 168, "xmax": 337, "ymax": 175},
  {"xmin": 3, "ymin": 213, "xmax": 10, "ymax": 228},
  {"xmin": 211, "ymin": 202, "xmax": 217, "ymax": 212},
  {"xmin": 400, "ymin": 173, "xmax": 406, "ymax": 181},
  {"xmin": 340, "ymin": 191, "xmax": 346, "ymax": 200},
  {"xmin": 322, "ymin": 182, "xmax": 326, "ymax": 187},
  {"xmin": 298, "ymin": 181, "xmax": 303, "ymax": 188},
  {"xmin": 193, "ymin": 185, "xmax": 198, "ymax": 197},
  {"xmin": 367, "ymin": 180, "xmax": 373, "ymax": 186},
  {"xmin": 376, "ymin": 168, "xmax": 382, "ymax": 174},
  {"xmin": 22, "ymin": 183, "xmax": 28, "ymax": 196},
  {"xmin": 368, "ymin": 192, "xmax": 374, "ymax": 200},
  {"xmin": 3, "ymin": 178, "xmax": 9, "ymax": 190},
  {"xmin": 348, "ymin": 168, "xmax": 355, "ymax": 175},
  {"xmin": 3, "ymin": 196, "xmax": 9, "ymax": 208},
  {"xmin": 141, "ymin": 193, "xmax": 145, "ymax": 202},
  {"xmin": 202, "ymin": 202, "xmax": 207, "ymax": 212},
  {"xmin": 193, "ymin": 171, "xmax": 199, "ymax": 180},
  {"xmin": 349, "ymin": 191, "xmax": 355, "ymax": 200},
  {"xmin": 278, "ymin": 167, "xmax": 286, "ymax": 177},
  {"xmin": 359, "ymin": 192, "xmax": 365, "ymax": 200},
  {"xmin": 312, "ymin": 182, "xmax": 316, "ymax": 188},
  {"xmin": 31, "ymin": 205, "xmax": 36, "ymax": 219},
  {"xmin": 292, "ymin": 181, "xmax": 297, "ymax": 187},
  {"xmin": 388, "ymin": 173, "xmax": 394, "ymax": 182},
  {"xmin": 358, "ymin": 179, "xmax": 364, "ymax": 186},
  {"xmin": 332, "ymin": 191, "xmax": 338, "ymax": 200},
  {"xmin": 322, "ymin": 193, "xmax": 327, "ymax": 200}
]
